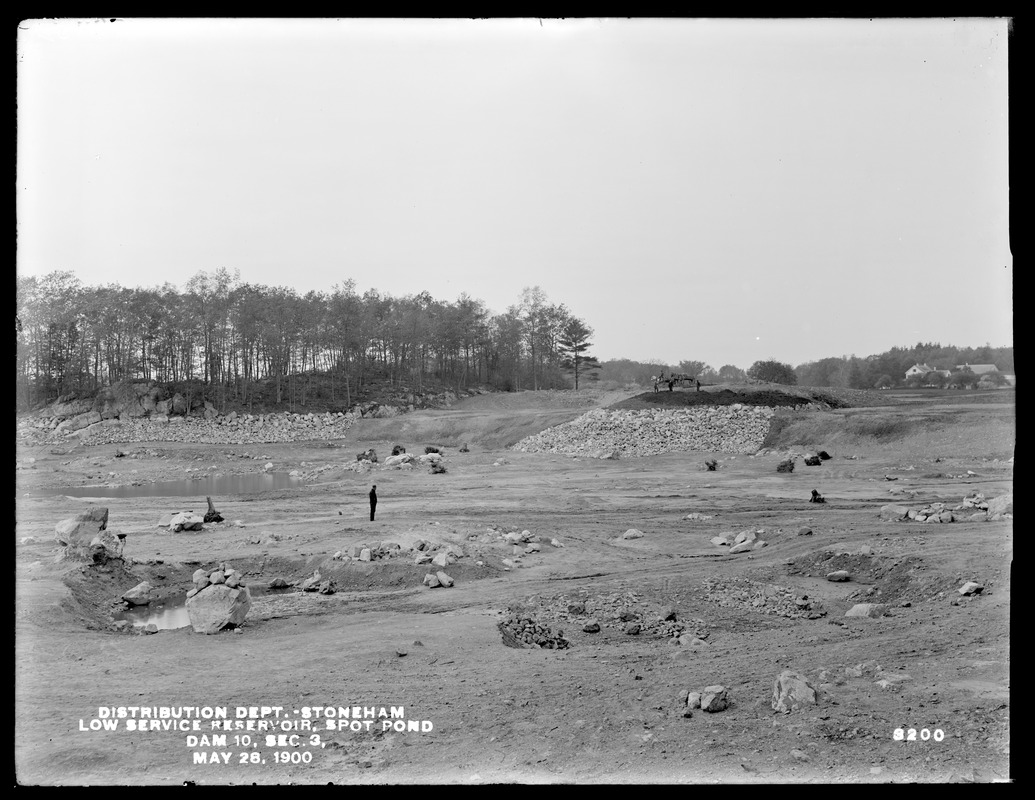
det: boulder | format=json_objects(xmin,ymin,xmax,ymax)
[
  {"xmin": 844, "ymin": 603, "xmax": 887, "ymax": 618},
  {"xmin": 771, "ymin": 670, "xmax": 817, "ymax": 713},
  {"xmin": 733, "ymin": 529, "xmax": 757, "ymax": 545},
  {"xmin": 435, "ymin": 571, "xmax": 454, "ymax": 588},
  {"xmin": 122, "ymin": 581, "xmax": 153, "ymax": 606},
  {"xmin": 622, "ymin": 529, "xmax": 644, "ymax": 540},
  {"xmin": 422, "ymin": 573, "xmax": 441, "ymax": 588},
  {"xmin": 986, "ymin": 493, "xmax": 1013, "ymax": 519},
  {"xmin": 879, "ymin": 504, "xmax": 911, "ymax": 522},
  {"xmin": 186, "ymin": 584, "xmax": 252, "ymax": 634},
  {"xmin": 958, "ymin": 581, "xmax": 984, "ymax": 596},
  {"xmin": 728, "ymin": 541, "xmax": 753, "ymax": 554},
  {"xmin": 826, "ymin": 570, "xmax": 851, "ymax": 582},
  {"xmin": 701, "ymin": 686, "xmax": 730, "ymax": 712},
  {"xmin": 55, "ymin": 508, "xmax": 109, "ymax": 545},
  {"xmin": 169, "ymin": 512, "xmax": 205, "ymax": 532}
]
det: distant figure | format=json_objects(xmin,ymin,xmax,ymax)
[
  {"xmin": 653, "ymin": 381, "xmax": 660, "ymax": 394},
  {"xmin": 369, "ymin": 485, "xmax": 377, "ymax": 521},
  {"xmin": 667, "ymin": 380, "xmax": 674, "ymax": 392},
  {"xmin": 696, "ymin": 379, "xmax": 701, "ymax": 392}
]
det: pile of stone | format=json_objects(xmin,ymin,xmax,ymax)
[
  {"xmin": 509, "ymin": 590, "xmax": 710, "ymax": 641},
  {"xmin": 498, "ymin": 612, "xmax": 570, "ymax": 650},
  {"xmin": 337, "ymin": 541, "xmax": 406, "ymax": 562},
  {"xmin": 55, "ymin": 507, "xmax": 124, "ymax": 563},
  {"xmin": 710, "ymin": 528, "xmax": 768, "ymax": 554},
  {"xmin": 185, "ymin": 562, "xmax": 251, "ymax": 634},
  {"xmin": 879, "ymin": 491, "xmax": 1012, "ymax": 524},
  {"xmin": 512, "ymin": 405, "xmax": 776, "ymax": 457},
  {"xmin": 702, "ymin": 577, "xmax": 826, "ymax": 619}
]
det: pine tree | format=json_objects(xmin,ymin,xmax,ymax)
[{"xmin": 557, "ymin": 318, "xmax": 600, "ymax": 390}]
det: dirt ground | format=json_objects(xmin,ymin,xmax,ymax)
[{"xmin": 14, "ymin": 386, "xmax": 1013, "ymax": 785}]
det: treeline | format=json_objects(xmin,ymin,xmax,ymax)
[
  {"xmin": 596, "ymin": 343, "xmax": 1014, "ymax": 391},
  {"xmin": 15, "ymin": 269, "xmax": 598, "ymax": 411}
]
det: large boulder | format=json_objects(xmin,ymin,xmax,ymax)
[
  {"xmin": 122, "ymin": 581, "xmax": 153, "ymax": 606},
  {"xmin": 170, "ymin": 393, "xmax": 188, "ymax": 415},
  {"xmin": 169, "ymin": 512, "xmax": 205, "ymax": 532},
  {"xmin": 55, "ymin": 508, "xmax": 109, "ymax": 545},
  {"xmin": 186, "ymin": 584, "xmax": 252, "ymax": 634},
  {"xmin": 55, "ymin": 411, "xmax": 102, "ymax": 433},
  {"xmin": 772, "ymin": 670, "xmax": 818, "ymax": 713},
  {"xmin": 879, "ymin": 504, "xmax": 911, "ymax": 522},
  {"xmin": 845, "ymin": 603, "xmax": 887, "ymax": 618},
  {"xmin": 48, "ymin": 396, "xmax": 94, "ymax": 419},
  {"xmin": 986, "ymin": 493, "xmax": 1013, "ymax": 519}
]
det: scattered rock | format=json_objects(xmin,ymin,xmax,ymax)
[{"xmin": 958, "ymin": 581, "xmax": 984, "ymax": 596}]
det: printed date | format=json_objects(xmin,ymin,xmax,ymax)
[{"xmin": 192, "ymin": 750, "xmax": 314, "ymax": 765}]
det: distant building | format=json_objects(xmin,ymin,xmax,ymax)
[
  {"xmin": 904, "ymin": 363, "xmax": 934, "ymax": 379},
  {"xmin": 955, "ymin": 363, "xmax": 999, "ymax": 375}
]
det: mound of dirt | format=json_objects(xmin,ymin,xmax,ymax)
[{"xmin": 609, "ymin": 388, "xmax": 840, "ymax": 411}]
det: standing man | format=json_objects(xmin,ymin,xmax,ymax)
[{"xmin": 369, "ymin": 485, "xmax": 377, "ymax": 521}]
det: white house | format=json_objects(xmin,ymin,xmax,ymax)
[{"xmin": 904, "ymin": 363, "xmax": 934, "ymax": 379}]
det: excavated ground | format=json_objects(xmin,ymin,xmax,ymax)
[{"xmin": 14, "ymin": 384, "xmax": 1013, "ymax": 785}]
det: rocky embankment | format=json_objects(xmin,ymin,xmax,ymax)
[
  {"xmin": 16, "ymin": 379, "xmax": 475, "ymax": 448},
  {"xmin": 17, "ymin": 411, "xmax": 359, "ymax": 447},
  {"xmin": 511, "ymin": 405, "xmax": 777, "ymax": 457}
]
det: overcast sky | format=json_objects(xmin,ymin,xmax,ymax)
[{"xmin": 17, "ymin": 17, "xmax": 1012, "ymax": 370}]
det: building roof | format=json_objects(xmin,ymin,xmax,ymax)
[{"xmin": 955, "ymin": 363, "xmax": 999, "ymax": 375}]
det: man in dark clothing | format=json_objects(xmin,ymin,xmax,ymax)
[
  {"xmin": 667, "ymin": 379, "xmax": 674, "ymax": 391},
  {"xmin": 369, "ymin": 485, "xmax": 377, "ymax": 521},
  {"xmin": 696, "ymin": 379, "xmax": 701, "ymax": 392}
]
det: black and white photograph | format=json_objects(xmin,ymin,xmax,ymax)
[{"xmin": 15, "ymin": 17, "xmax": 1012, "ymax": 785}]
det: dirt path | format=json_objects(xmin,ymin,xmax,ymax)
[{"xmin": 14, "ymin": 390, "xmax": 1012, "ymax": 784}]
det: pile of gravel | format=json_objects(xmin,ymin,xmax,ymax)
[{"xmin": 511, "ymin": 405, "xmax": 776, "ymax": 457}]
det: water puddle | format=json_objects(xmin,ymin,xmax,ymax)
[
  {"xmin": 32, "ymin": 472, "xmax": 303, "ymax": 499},
  {"xmin": 115, "ymin": 600, "xmax": 191, "ymax": 631},
  {"xmin": 115, "ymin": 584, "xmax": 295, "ymax": 630}
]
